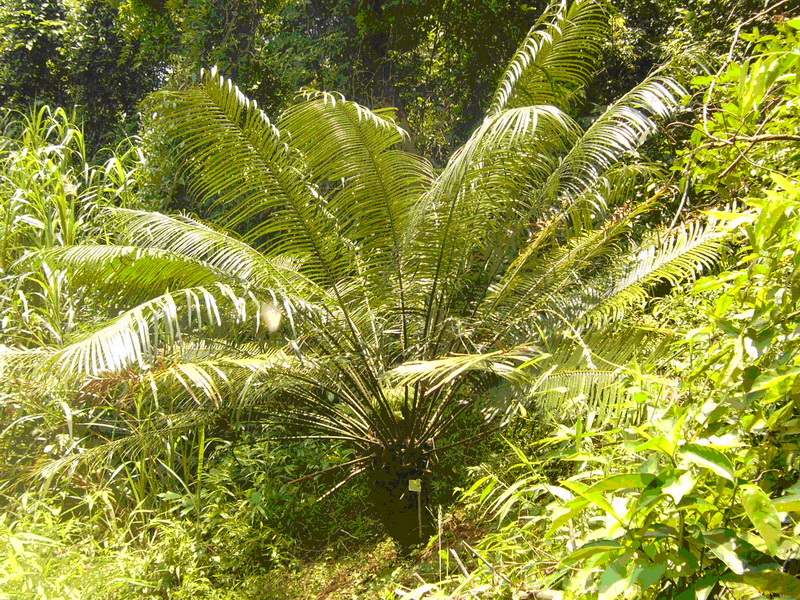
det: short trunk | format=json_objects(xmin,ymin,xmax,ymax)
[{"xmin": 366, "ymin": 465, "xmax": 435, "ymax": 551}]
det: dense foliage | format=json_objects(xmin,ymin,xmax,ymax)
[
  {"xmin": 0, "ymin": 1, "xmax": 798, "ymax": 599},
  {"xmin": 0, "ymin": 0, "xmax": 763, "ymax": 160}
]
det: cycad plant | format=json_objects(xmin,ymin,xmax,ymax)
[{"xmin": 3, "ymin": 0, "xmax": 727, "ymax": 547}]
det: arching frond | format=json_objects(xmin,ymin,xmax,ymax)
[
  {"xmin": 34, "ymin": 409, "xmax": 225, "ymax": 487},
  {"xmin": 280, "ymin": 92, "xmax": 433, "ymax": 272},
  {"xmin": 279, "ymin": 91, "xmax": 435, "ymax": 348},
  {"xmin": 489, "ymin": 0, "xmax": 607, "ymax": 115},
  {"xmin": 576, "ymin": 220, "xmax": 727, "ymax": 327},
  {"xmin": 476, "ymin": 205, "xmax": 647, "ymax": 335},
  {"xmin": 512, "ymin": 322, "xmax": 679, "ymax": 427},
  {"xmin": 407, "ymin": 106, "xmax": 579, "ymax": 353},
  {"xmin": 387, "ymin": 345, "xmax": 547, "ymax": 392},
  {"xmin": 151, "ymin": 69, "xmax": 351, "ymax": 286},
  {"xmin": 3, "ymin": 284, "xmax": 261, "ymax": 376},
  {"xmin": 25, "ymin": 245, "xmax": 228, "ymax": 305},
  {"xmin": 542, "ymin": 76, "xmax": 685, "ymax": 204},
  {"xmin": 103, "ymin": 207, "xmax": 325, "ymax": 302},
  {"xmin": 142, "ymin": 348, "xmax": 300, "ymax": 410},
  {"xmin": 544, "ymin": 325, "xmax": 659, "ymax": 371},
  {"xmin": 531, "ymin": 370, "xmax": 640, "ymax": 425}
]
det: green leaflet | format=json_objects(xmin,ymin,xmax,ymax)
[
  {"xmin": 561, "ymin": 540, "xmax": 625, "ymax": 565},
  {"xmin": 704, "ymin": 529, "xmax": 779, "ymax": 576},
  {"xmin": 773, "ymin": 494, "xmax": 800, "ymax": 512},
  {"xmin": 662, "ymin": 470, "xmax": 695, "ymax": 505},
  {"xmin": 725, "ymin": 571, "xmax": 800, "ymax": 596},
  {"xmin": 584, "ymin": 473, "xmax": 657, "ymax": 494}
]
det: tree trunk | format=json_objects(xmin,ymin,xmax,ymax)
[{"xmin": 366, "ymin": 461, "xmax": 435, "ymax": 552}]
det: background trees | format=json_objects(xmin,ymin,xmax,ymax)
[{"xmin": 0, "ymin": 0, "xmax": 765, "ymax": 160}]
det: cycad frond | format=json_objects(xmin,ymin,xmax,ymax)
[
  {"xmin": 34, "ymin": 409, "xmax": 223, "ymax": 487},
  {"xmin": 489, "ymin": 0, "xmax": 607, "ymax": 115},
  {"xmin": 280, "ymin": 90, "xmax": 434, "ymax": 266},
  {"xmin": 143, "ymin": 349, "xmax": 297, "ymax": 410},
  {"xmin": 545, "ymin": 325, "xmax": 657, "ymax": 370},
  {"xmin": 542, "ymin": 76, "xmax": 685, "ymax": 203},
  {"xmin": 408, "ymin": 106, "xmax": 579, "ymax": 352},
  {"xmin": 411, "ymin": 105, "xmax": 577, "ymax": 242},
  {"xmin": 151, "ymin": 69, "xmax": 349, "ymax": 285},
  {"xmin": 103, "ymin": 207, "xmax": 323, "ymax": 302},
  {"xmin": 279, "ymin": 91, "xmax": 435, "ymax": 347},
  {"xmin": 521, "ymin": 323, "xmax": 678, "ymax": 426},
  {"xmin": 576, "ymin": 220, "xmax": 726, "ymax": 327},
  {"xmin": 3, "ymin": 284, "xmax": 260, "ymax": 376},
  {"xmin": 25, "ymin": 245, "xmax": 228, "ymax": 305},
  {"xmin": 477, "ymin": 206, "xmax": 646, "ymax": 335},
  {"xmin": 531, "ymin": 370, "xmax": 639, "ymax": 424},
  {"xmin": 387, "ymin": 345, "xmax": 546, "ymax": 392}
]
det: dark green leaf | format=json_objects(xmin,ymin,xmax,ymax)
[{"xmin": 635, "ymin": 563, "xmax": 666, "ymax": 591}]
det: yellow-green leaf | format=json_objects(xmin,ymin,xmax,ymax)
[
  {"xmin": 663, "ymin": 470, "xmax": 695, "ymax": 504},
  {"xmin": 740, "ymin": 485, "xmax": 781, "ymax": 554},
  {"xmin": 679, "ymin": 444, "xmax": 735, "ymax": 481},
  {"xmin": 773, "ymin": 493, "xmax": 800, "ymax": 512},
  {"xmin": 726, "ymin": 571, "xmax": 800, "ymax": 596},
  {"xmin": 586, "ymin": 473, "xmax": 657, "ymax": 493},
  {"xmin": 562, "ymin": 540, "xmax": 625, "ymax": 565}
]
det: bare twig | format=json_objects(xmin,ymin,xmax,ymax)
[
  {"xmin": 462, "ymin": 541, "xmax": 513, "ymax": 585},
  {"xmin": 450, "ymin": 548, "xmax": 470, "ymax": 578}
]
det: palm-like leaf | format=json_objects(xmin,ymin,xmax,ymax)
[
  {"xmin": 153, "ymin": 71, "xmax": 350, "ymax": 285},
  {"xmin": 521, "ymin": 325, "xmax": 679, "ymax": 427},
  {"xmin": 28, "ymin": 245, "xmax": 227, "ymax": 304},
  {"xmin": 104, "ymin": 208, "xmax": 318, "ymax": 295},
  {"xmin": 489, "ymin": 0, "xmax": 607, "ymax": 115},
  {"xmin": 568, "ymin": 219, "xmax": 726, "ymax": 328},
  {"xmin": 5, "ymin": 284, "xmax": 261, "ymax": 375},
  {"xmin": 542, "ymin": 76, "xmax": 684, "ymax": 204}
]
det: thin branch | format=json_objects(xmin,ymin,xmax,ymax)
[{"xmin": 708, "ymin": 134, "xmax": 800, "ymax": 147}]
